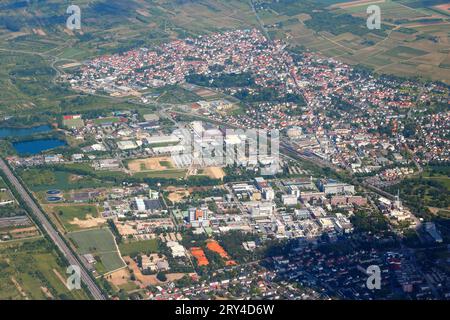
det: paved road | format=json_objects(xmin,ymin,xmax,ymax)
[
  {"xmin": 0, "ymin": 158, "xmax": 105, "ymax": 300},
  {"xmin": 249, "ymin": 0, "xmax": 271, "ymax": 41}
]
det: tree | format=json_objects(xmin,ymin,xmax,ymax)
[{"xmin": 156, "ymin": 272, "xmax": 167, "ymax": 282}]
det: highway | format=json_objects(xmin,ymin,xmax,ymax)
[{"xmin": 0, "ymin": 158, "xmax": 105, "ymax": 300}]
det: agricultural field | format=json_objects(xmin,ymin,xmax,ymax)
[
  {"xmin": 0, "ymin": 0, "xmax": 448, "ymax": 121},
  {"xmin": 0, "ymin": 0, "xmax": 253, "ymax": 117},
  {"xmin": 68, "ymin": 228, "xmax": 126, "ymax": 275},
  {"xmin": 0, "ymin": 177, "xmax": 41, "ymax": 241},
  {"xmin": 0, "ymin": 51, "xmax": 60, "ymax": 116},
  {"xmin": 325, "ymin": 0, "xmax": 450, "ymax": 81},
  {"xmin": 254, "ymin": 0, "xmax": 450, "ymax": 83},
  {"xmin": 0, "ymin": 238, "xmax": 89, "ymax": 300},
  {"xmin": 384, "ymin": 45, "xmax": 428, "ymax": 59}
]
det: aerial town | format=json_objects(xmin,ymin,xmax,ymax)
[
  {"xmin": 0, "ymin": 27, "xmax": 447, "ymax": 301},
  {"xmin": 0, "ymin": 0, "xmax": 449, "ymax": 304}
]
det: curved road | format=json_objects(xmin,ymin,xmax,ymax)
[{"xmin": 0, "ymin": 158, "xmax": 105, "ymax": 300}]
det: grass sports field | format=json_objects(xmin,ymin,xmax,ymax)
[{"xmin": 68, "ymin": 228, "xmax": 125, "ymax": 275}]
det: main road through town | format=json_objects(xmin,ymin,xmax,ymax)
[{"xmin": 0, "ymin": 158, "xmax": 105, "ymax": 300}]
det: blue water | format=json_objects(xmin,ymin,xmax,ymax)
[
  {"xmin": 47, "ymin": 190, "xmax": 61, "ymax": 195},
  {"xmin": 0, "ymin": 125, "xmax": 52, "ymax": 138},
  {"xmin": 47, "ymin": 197, "xmax": 63, "ymax": 202},
  {"xmin": 13, "ymin": 139, "xmax": 67, "ymax": 156}
]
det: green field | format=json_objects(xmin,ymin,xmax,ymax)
[
  {"xmin": 63, "ymin": 118, "xmax": 85, "ymax": 129},
  {"xmin": 19, "ymin": 167, "xmax": 116, "ymax": 192},
  {"xmin": 0, "ymin": 51, "xmax": 60, "ymax": 116},
  {"xmin": 68, "ymin": 228, "xmax": 125, "ymax": 274},
  {"xmin": 0, "ymin": 188, "xmax": 13, "ymax": 202},
  {"xmin": 270, "ymin": 0, "xmax": 450, "ymax": 83},
  {"xmin": 0, "ymin": 177, "xmax": 7, "ymax": 188},
  {"xmin": 118, "ymin": 239, "xmax": 159, "ymax": 257},
  {"xmin": 334, "ymin": 0, "xmax": 429, "ymax": 20},
  {"xmin": 384, "ymin": 45, "xmax": 428, "ymax": 59},
  {"xmin": 50, "ymin": 204, "xmax": 101, "ymax": 232},
  {"xmin": 422, "ymin": 174, "xmax": 450, "ymax": 191},
  {"xmin": 0, "ymin": 239, "xmax": 89, "ymax": 300},
  {"xmin": 93, "ymin": 117, "xmax": 121, "ymax": 125},
  {"xmin": 388, "ymin": 174, "xmax": 450, "ymax": 216},
  {"xmin": 156, "ymin": 85, "xmax": 201, "ymax": 104},
  {"xmin": 159, "ymin": 160, "xmax": 173, "ymax": 168},
  {"xmin": 0, "ymin": 177, "xmax": 13, "ymax": 202},
  {"xmin": 133, "ymin": 169, "xmax": 187, "ymax": 179}
]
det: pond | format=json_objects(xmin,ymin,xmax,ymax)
[
  {"xmin": 0, "ymin": 125, "xmax": 52, "ymax": 138},
  {"xmin": 13, "ymin": 139, "xmax": 67, "ymax": 156}
]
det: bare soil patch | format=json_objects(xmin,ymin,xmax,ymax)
[
  {"xmin": 434, "ymin": 4, "xmax": 450, "ymax": 12},
  {"xmin": 203, "ymin": 167, "xmax": 225, "ymax": 180},
  {"xmin": 115, "ymin": 221, "xmax": 138, "ymax": 237},
  {"xmin": 69, "ymin": 215, "xmax": 106, "ymax": 229},
  {"xmin": 33, "ymin": 28, "xmax": 47, "ymax": 36},
  {"xmin": 107, "ymin": 268, "xmax": 131, "ymax": 287},
  {"xmin": 123, "ymin": 257, "xmax": 193, "ymax": 287},
  {"xmin": 11, "ymin": 277, "xmax": 28, "ymax": 299},
  {"xmin": 53, "ymin": 268, "xmax": 69, "ymax": 289},
  {"xmin": 136, "ymin": 9, "xmax": 151, "ymax": 17},
  {"xmin": 167, "ymin": 188, "xmax": 190, "ymax": 203},
  {"xmin": 128, "ymin": 157, "xmax": 174, "ymax": 172}
]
